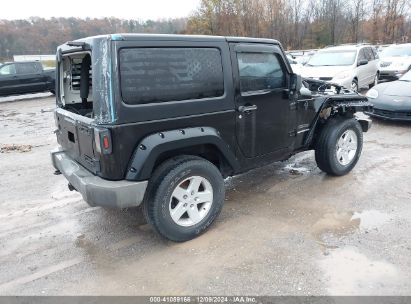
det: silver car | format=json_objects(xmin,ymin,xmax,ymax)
[{"xmin": 300, "ymin": 44, "xmax": 380, "ymax": 92}]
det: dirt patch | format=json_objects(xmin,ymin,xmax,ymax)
[{"xmin": 0, "ymin": 144, "xmax": 32, "ymax": 153}]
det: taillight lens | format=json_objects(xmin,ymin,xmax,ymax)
[{"xmin": 94, "ymin": 128, "xmax": 112, "ymax": 155}]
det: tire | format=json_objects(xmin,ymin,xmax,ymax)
[
  {"xmin": 315, "ymin": 118, "xmax": 363, "ymax": 176},
  {"xmin": 351, "ymin": 79, "xmax": 358, "ymax": 92},
  {"xmin": 369, "ymin": 73, "xmax": 379, "ymax": 88},
  {"xmin": 143, "ymin": 156, "xmax": 225, "ymax": 242}
]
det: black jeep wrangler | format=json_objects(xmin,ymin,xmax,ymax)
[{"xmin": 51, "ymin": 34, "xmax": 372, "ymax": 241}]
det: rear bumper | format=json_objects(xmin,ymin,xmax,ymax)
[{"xmin": 51, "ymin": 147, "xmax": 148, "ymax": 208}]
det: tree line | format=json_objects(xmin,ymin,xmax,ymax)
[
  {"xmin": 0, "ymin": 17, "xmax": 186, "ymax": 60},
  {"xmin": 0, "ymin": 0, "xmax": 410, "ymax": 61},
  {"xmin": 186, "ymin": 0, "xmax": 411, "ymax": 49}
]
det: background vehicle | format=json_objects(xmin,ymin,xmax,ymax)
[
  {"xmin": 300, "ymin": 44, "xmax": 380, "ymax": 92},
  {"xmin": 0, "ymin": 61, "xmax": 55, "ymax": 97},
  {"xmin": 366, "ymin": 70, "xmax": 411, "ymax": 120},
  {"xmin": 51, "ymin": 34, "xmax": 372, "ymax": 242},
  {"xmin": 378, "ymin": 43, "xmax": 411, "ymax": 82}
]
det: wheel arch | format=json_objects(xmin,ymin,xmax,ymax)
[
  {"xmin": 305, "ymin": 96, "xmax": 373, "ymax": 148},
  {"xmin": 125, "ymin": 127, "xmax": 240, "ymax": 181}
]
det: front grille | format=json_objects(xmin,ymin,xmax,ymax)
[
  {"xmin": 380, "ymin": 61, "xmax": 392, "ymax": 68},
  {"xmin": 319, "ymin": 77, "xmax": 333, "ymax": 81}
]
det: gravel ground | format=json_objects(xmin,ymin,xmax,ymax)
[{"xmin": 0, "ymin": 95, "xmax": 410, "ymax": 296}]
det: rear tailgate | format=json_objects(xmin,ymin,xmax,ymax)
[{"xmin": 55, "ymin": 108, "xmax": 100, "ymax": 174}]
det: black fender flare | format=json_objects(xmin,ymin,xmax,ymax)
[
  {"xmin": 304, "ymin": 95, "xmax": 373, "ymax": 147},
  {"xmin": 125, "ymin": 127, "xmax": 240, "ymax": 181}
]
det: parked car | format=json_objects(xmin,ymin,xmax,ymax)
[
  {"xmin": 366, "ymin": 70, "xmax": 411, "ymax": 121},
  {"xmin": 0, "ymin": 61, "xmax": 55, "ymax": 97},
  {"xmin": 51, "ymin": 34, "xmax": 372, "ymax": 241},
  {"xmin": 378, "ymin": 43, "xmax": 411, "ymax": 82},
  {"xmin": 300, "ymin": 44, "xmax": 380, "ymax": 92}
]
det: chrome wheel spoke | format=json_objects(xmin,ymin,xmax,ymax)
[
  {"xmin": 347, "ymin": 141, "xmax": 357, "ymax": 150},
  {"xmin": 187, "ymin": 207, "xmax": 202, "ymax": 223},
  {"xmin": 188, "ymin": 177, "xmax": 202, "ymax": 194},
  {"xmin": 170, "ymin": 202, "xmax": 187, "ymax": 222},
  {"xmin": 196, "ymin": 191, "xmax": 213, "ymax": 204},
  {"xmin": 336, "ymin": 148, "xmax": 343, "ymax": 161},
  {"xmin": 172, "ymin": 186, "xmax": 187, "ymax": 201}
]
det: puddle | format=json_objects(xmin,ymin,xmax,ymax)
[
  {"xmin": 351, "ymin": 210, "xmax": 392, "ymax": 231},
  {"xmin": 320, "ymin": 246, "xmax": 402, "ymax": 295},
  {"xmin": 311, "ymin": 212, "xmax": 359, "ymax": 243}
]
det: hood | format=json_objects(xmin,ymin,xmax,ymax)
[
  {"xmin": 372, "ymin": 81, "xmax": 411, "ymax": 111},
  {"xmin": 300, "ymin": 65, "xmax": 351, "ymax": 79},
  {"xmin": 381, "ymin": 81, "xmax": 411, "ymax": 97}
]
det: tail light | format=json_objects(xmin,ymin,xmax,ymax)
[{"xmin": 94, "ymin": 128, "xmax": 112, "ymax": 155}]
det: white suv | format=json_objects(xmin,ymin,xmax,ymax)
[{"xmin": 299, "ymin": 45, "xmax": 380, "ymax": 92}]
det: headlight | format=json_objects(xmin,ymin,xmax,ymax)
[
  {"xmin": 393, "ymin": 62, "xmax": 406, "ymax": 68},
  {"xmin": 366, "ymin": 88, "xmax": 379, "ymax": 99},
  {"xmin": 333, "ymin": 71, "xmax": 350, "ymax": 80}
]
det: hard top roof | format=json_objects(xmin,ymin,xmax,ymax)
[{"xmin": 72, "ymin": 33, "xmax": 281, "ymax": 45}]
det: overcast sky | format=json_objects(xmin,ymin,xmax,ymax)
[{"xmin": 0, "ymin": 0, "xmax": 201, "ymax": 20}]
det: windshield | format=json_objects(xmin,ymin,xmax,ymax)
[
  {"xmin": 380, "ymin": 45, "xmax": 411, "ymax": 58},
  {"xmin": 400, "ymin": 70, "xmax": 411, "ymax": 81},
  {"xmin": 306, "ymin": 50, "xmax": 357, "ymax": 66}
]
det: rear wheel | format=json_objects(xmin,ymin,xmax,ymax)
[
  {"xmin": 315, "ymin": 118, "xmax": 363, "ymax": 176},
  {"xmin": 143, "ymin": 156, "xmax": 225, "ymax": 242},
  {"xmin": 369, "ymin": 74, "xmax": 379, "ymax": 88}
]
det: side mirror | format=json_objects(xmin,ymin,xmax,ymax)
[
  {"xmin": 290, "ymin": 73, "xmax": 302, "ymax": 92},
  {"xmin": 358, "ymin": 59, "xmax": 368, "ymax": 66},
  {"xmin": 300, "ymin": 87, "xmax": 312, "ymax": 98}
]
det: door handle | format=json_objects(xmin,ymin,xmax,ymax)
[{"xmin": 238, "ymin": 105, "xmax": 258, "ymax": 113}]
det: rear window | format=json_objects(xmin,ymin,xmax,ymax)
[{"xmin": 119, "ymin": 48, "xmax": 224, "ymax": 104}]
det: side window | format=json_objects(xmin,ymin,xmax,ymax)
[
  {"xmin": 365, "ymin": 48, "xmax": 374, "ymax": 61},
  {"xmin": 237, "ymin": 52, "xmax": 285, "ymax": 94},
  {"xmin": 119, "ymin": 48, "xmax": 224, "ymax": 105},
  {"xmin": 372, "ymin": 48, "xmax": 379, "ymax": 60},
  {"xmin": 357, "ymin": 49, "xmax": 367, "ymax": 63},
  {"xmin": 17, "ymin": 63, "xmax": 38, "ymax": 74},
  {"xmin": 0, "ymin": 64, "xmax": 16, "ymax": 75}
]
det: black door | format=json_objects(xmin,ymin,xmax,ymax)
[
  {"xmin": 15, "ymin": 62, "xmax": 45, "ymax": 93},
  {"xmin": 231, "ymin": 43, "xmax": 291, "ymax": 158},
  {"xmin": 0, "ymin": 63, "xmax": 19, "ymax": 96}
]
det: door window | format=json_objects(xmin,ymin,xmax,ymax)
[
  {"xmin": 237, "ymin": 52, "xmax": 285, "ymax": 95},
  {"xmin": 364, "ymin": 48, "xmax": 374, "ymax": 61},
  {"xmin": 0, "ymin": 64, "xmax": 16, "ymax": 75},
  {"xmin": 17, "ymin": 63, "xmax": 38, "ymax": 74},
  {"xmin": 357, "ymin": 49, "xmax": 367, "ymax": 63}
]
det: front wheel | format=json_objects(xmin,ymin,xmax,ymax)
[
  {"xmin": 143, "ymin": 156, "xmax": 225, "ymax": 242},
  {"xmin": 369, "ymin": 74, "xmax": 379, "ymax": 88},
  {"xmin": 351, "ymin": 79, "xmax": 358, "ymax": 92},
  {"xmin": 315, "ymin": 118, "xmax": 363, "ymax": 176}
]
